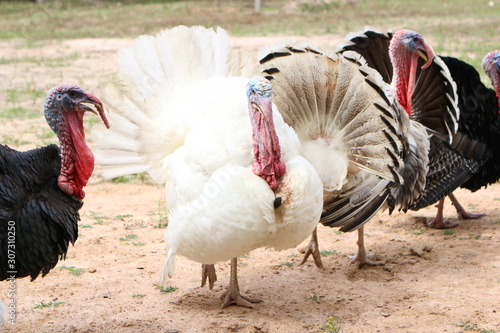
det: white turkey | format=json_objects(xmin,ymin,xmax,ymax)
[
  {"xmin": 93, "ymin": 26, "xmax": 324, "ymax": 308},
  {"xmin": 265, "ymin": 29, "xmax": 459, "ymax": 268}
]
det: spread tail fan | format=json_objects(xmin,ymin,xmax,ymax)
[
  {"xmin": 337, "ymin": 28, "xmax": 460, "ymax": 143},
  {"xmin": 259, "ymin": 41, "xmax": 407, "ymax": 231},
  {"xmin": 92, "ymin": 26, "xmax": 233, "ymax": 182}
]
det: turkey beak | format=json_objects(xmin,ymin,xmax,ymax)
[
  {"xmin": 79, "ymin": 94, "xmax": 110, "ymax": 129},
  {"xmin": 417, "ymin": 49, "xmax": 428, "ymax": 63}
]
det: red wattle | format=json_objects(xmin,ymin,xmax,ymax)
[{"xmin": 60, "ymin": 112, "xmax": 94, "ymax": 200}]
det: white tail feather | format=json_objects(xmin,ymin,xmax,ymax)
[{"xmin": 93, "ymin": 26, "xmax": 234, "ymax": 181}]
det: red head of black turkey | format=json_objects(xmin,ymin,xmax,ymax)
[
  {"xmin": 482, "ymin": 51, "xmax": 500, "ymax": 111},
  {"xmin": 247, "ymin": 77, "xmax": 286, "ymax": 191},
  {"xmin": 389, "ymin": 30, "xmax": 435, "ymax": 116},
  {"xmin": 44, "ymin": 84, "xmax": 110, "ymax": 200}
]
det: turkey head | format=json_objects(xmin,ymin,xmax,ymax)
[{"xmin": 44, "ymin": 84, "xmax": 110, "ymax": 200}]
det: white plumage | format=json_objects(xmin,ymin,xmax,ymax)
[{"xmin": 93, "ymin": 26, "xmax": 323, "ymax": 308}]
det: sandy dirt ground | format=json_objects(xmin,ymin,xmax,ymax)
[{"xmin": 0, "ymin": 34, "xmax": 499, "ymax": 333}]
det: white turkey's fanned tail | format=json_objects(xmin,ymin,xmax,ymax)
[{"xmin": 92, "ymin": 26, "xmax": 233, "ymax": 181}]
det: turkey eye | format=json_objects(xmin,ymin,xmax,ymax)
[
  {"xmin": 413, "ymin": 37, "xmax": 420, "ymax": 44},
  {"xmin": 56, "ymin": 94, "xmax": 63, "ymax": 101}
]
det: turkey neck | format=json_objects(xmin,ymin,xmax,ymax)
[
  {"xmin": 57, "ymin": 110, "xmax": 94, "ymax": 200},
  {"xmin": 389, "ymin": 32, "xmax": 433, "ymax": 116},
  {"xmin": 390, "ymin": 46, "xmax": 418, "ymax": 115},
  {"xmin": 248, "ymin": 86, "xmax": 286, "ymax": 191}
]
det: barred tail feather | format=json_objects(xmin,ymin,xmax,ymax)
[{"xmin": 259, "ymin": 41, "xmax": 407, "ymax": 231}]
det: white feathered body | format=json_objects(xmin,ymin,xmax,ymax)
[
  {"xmin": 162, "ymin": 77, "xmax": 323, "ymax": 265},
  {"xmin": 93, "ymin": 26, "xmax": 323, "ymax": 283}
]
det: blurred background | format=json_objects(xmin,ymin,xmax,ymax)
[{"xmin": 0, "ymin": 0, "xmax": 498, "ymax": 149}]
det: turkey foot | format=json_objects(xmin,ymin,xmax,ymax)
[
  {"xmin": 427, "ymin": 217, "xmax": 459, "ymax": 229},
  {"xmin": 201, "ymin": 264, "xmax": 217, "ymax": 290},
  {"xmin": 449, "ymin": 193, "xmax": 486, "ymax": 220},
  {"xmin": 350, "ymin": 252, "xmax": 385, "ymax": 267},
  {"xmin": 298, "ymin": 227, "xmax": 324, "ymax": 268},
  {"xmin": 220, "ymin": 258, "xmax": 262, "ymax": 309},
  {"xmin": 350, "ymin": 227, "xmax": 385, "ymax": 268},
  {"xmin": 428, "ymin": 198, "xmax": 459, "ymax": 229}
]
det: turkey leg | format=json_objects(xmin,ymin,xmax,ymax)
[
  {"xmin": 220, "ymin": 257, "xmax": 262, "ymax": 309},
  {"xmin": 201, "ymin": 264, "xmax": 217, "ymax": 290},
  {"xmin": 298, "ymin": 227, "xmax": 324, "ymax": 268},
  {"xmin": 350, "ymin": 227, "xmax": 385, "ymax": 267},
  {"xmin": 449, "ymin": 193, "xmax": 485, "ymax": 220}
]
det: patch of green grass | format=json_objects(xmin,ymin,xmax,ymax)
[
  {"xmin": 34, "ymin": 300, "xmax": 65, "ymax": 309},
  {"xmin": 413, "ymin": 229, "xmax": 426, "ymax": 235},
  {"xmin": 4, "ymin": 84, "xmax": 46, "ymax": 107},
  {"xmin": 132, "ymin": 241, "xmax": 146, "ymax": 246},
  {"xmin": 120, "ymin": 234, "xmax": 138, "ymax": 242},
  {"xmin": 0, "ymin": 106, "xmax": 38, "ymax": 120},
  {"xmin": 38, "ymin": 128, "xmax": 56, "ymax": 139},
  {"xmin": 307, "ymin": 295, "xmax": 325, "ymax": 303},
  {"xmin": 0, "ymin": 0, "xmax": 496, "ymax": 68},
  {"xmin": 132, "ymin": 294, "xmax": 146, "ymax": 298},
  {"xmin": 443, "ymin": 229, "xmax": 456, "ymax": 236},
  {"xmin": 114, "ymin": 214, "xmax": 134, "ymax": 220},
  {"xmin": 87, "ymin": 211, "xmax": 111, "ymax": 225},
  {"xmin": 323, "ymin": 316, "xmax": 343, "ymax": 333},
  {"xmin": 467, "ymin": 203, "xmax": 479, "ymax": 210},
  {"xmin": 154, "ymin": 200, "xmax": 169, "ymax": 226},
  {"xmin": 299, "ymin": 0, "xmax": 339, "ymax": 13},
  {"xmin": 282, "ymin": 261, "xmax": 295, "ymax": 267},
  {"xmin": 333, "ymin": 230, "xmax": 344, "ymax": 235},
  {"xmin": 458, "ymin": 232, "xmax": 483, "ymax": 240},
  {"xmin": 59, "ymin": 265, "xmax": 85, "ymax": 277},
  {"xmin": 79, "ymin": 224, "xmax": 93, "ymax": 229},
  {"xmin": 112, "ymin": 173, "xmax": 150, "ymax": 184},
  {"xmin": 320, "ymin": 250, "xmax": 338, "ymax": 256},
  {"xmin": 154, "ymin": 284, "xmax": 178, "ymax": 293},
  {"xmin": 455, "ymin": 320, "xmax": 497, "ymax": 333},
  {"xmin": 0, "ymin": 135, "xmax": 30, "ymax": 147}
]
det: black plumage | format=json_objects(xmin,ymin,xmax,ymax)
[
  {"xmin": 412, "ymin": 56, "xmax": 500, "ymax": 211},
  {"xmin": 340, "ymin": 29, "xmax": 500, "ymax": 226},
  {"xmin": 0, "ymin": 144, "xmax": 81, "ymax": 280},
  {"xmin": 0, "ymin": 84, "xmax": 108, "ymax": 281}
]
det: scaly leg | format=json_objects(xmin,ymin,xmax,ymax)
[
  {"xmin": 298, "ymin": 227, "xmax": 324, "ymax": 268},
  {"xmin": 428, "ymin": 197, "xmax": 459, "ymax": 229},
  {"xmin": 201, "ymin": 264, "xmax": 217, "ymax": 290},
  {"xmin": 220, "ymin": 258, "xmax": 262, "ymax": 309},
  {"xmin": 449, "ymin": 193, "xmax": 485, "ymax": 220},
  {"xmin": 350, "ymin": 227, "xmax": 384, "ymax": 268}
]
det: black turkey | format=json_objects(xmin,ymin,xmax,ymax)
[{"xmin": 0, "ymin": 84, "xmax": 109, "ymax": 281}]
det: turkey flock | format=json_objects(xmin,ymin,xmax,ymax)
[{"xmin": 1, "ymin": 25, "xmax": 499, "ymax": 311}]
